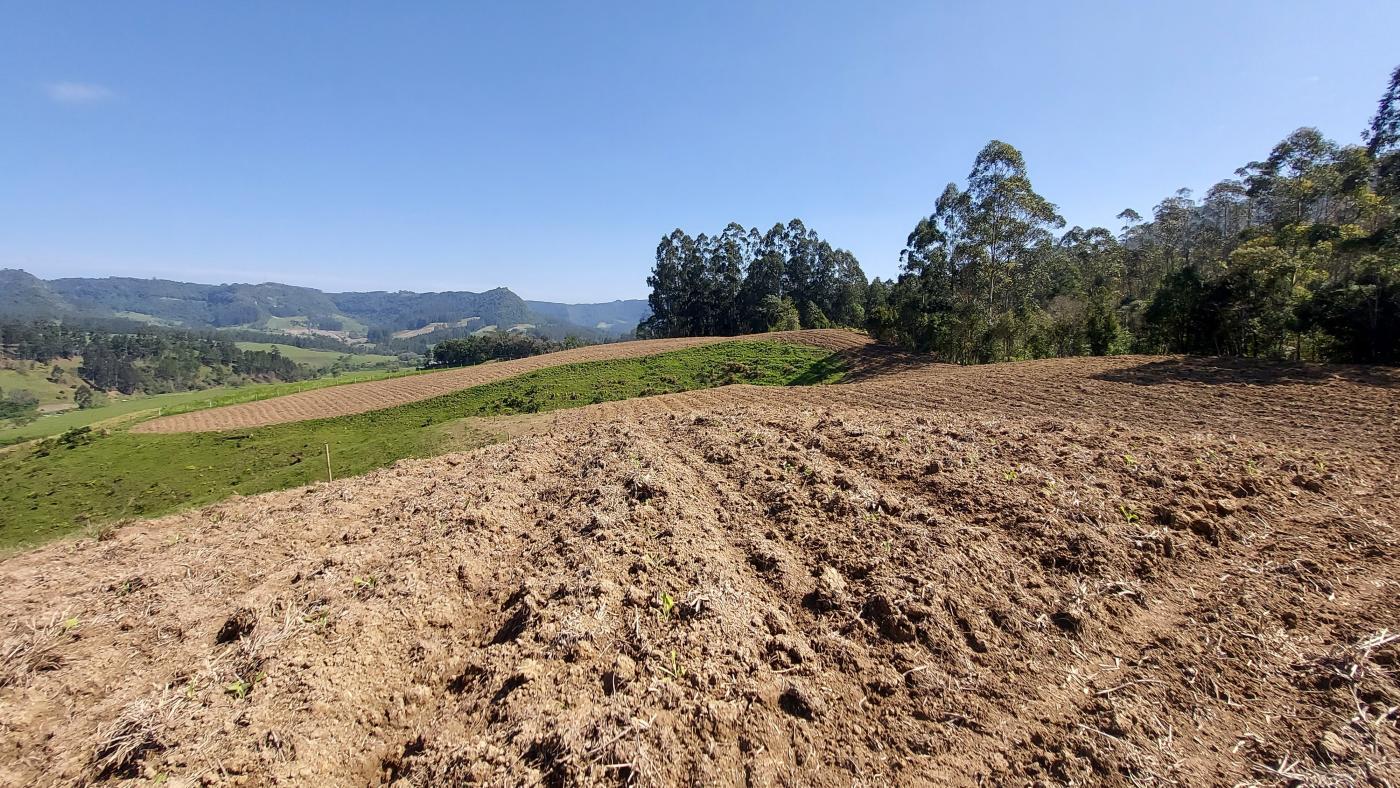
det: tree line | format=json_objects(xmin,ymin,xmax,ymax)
[
  {"xmin": 426, "ymin": 331, "xmax": 589, "ymax": 368},
  {"xmin": 641, "ymin": 64, "xmax": 1400, "ymax": 364}
]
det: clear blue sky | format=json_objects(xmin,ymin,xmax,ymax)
[{"xmin": 2, "ymin": 2, "xmax": 1397, "ymax": 302}]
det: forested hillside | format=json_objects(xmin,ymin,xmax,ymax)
[
  {"xmin": 45, "ymin": 278, "xmax": 338, "ymax": 328},
  {"xmin": 334, "ymin": 288, "xmax": 531, "ymax": 336},
  {"xmin": 641, "ymin": 65, "xmax": 1400, "ymax": 364},
  {"xmin": 0, "ymin": 274, "xmax": 647, "ymax": 341}
]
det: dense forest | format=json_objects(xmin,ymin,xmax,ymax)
[
  {"xmin": 641, "ymin": 65, "xmax": 1400, "ymax": 364},
  {"xmin": 0, "ymin": 321, "xmax": 309, "ymax": 396}
]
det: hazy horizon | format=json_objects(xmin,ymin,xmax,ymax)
[{"xmin": 3, "ymin": 266, "xmax": 648, "ymax": 304}]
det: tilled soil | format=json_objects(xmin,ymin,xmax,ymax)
[
  {"xmin": 567, "ymin": 354, "xmax": 1400, "ymax": 455},
  {"xmin": 131, "ymin": 330, "xmax": 871, "ymax": 434},
  {"xmin": 1, "ymin": 353, "xmax": 1397, "ymax": 787}
]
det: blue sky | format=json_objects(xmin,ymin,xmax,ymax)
[{"xmin": 2, "ymin": 2, "xmax": 1397, "ymax": 302}]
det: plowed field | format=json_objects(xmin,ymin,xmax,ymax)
[
  {"xmin": 2, "ymin": 351, "xmax": 1397, "ymax": 786},
  {"xmin": 132, "ymin": 330, "xmax": 871, "ymax": 433}
]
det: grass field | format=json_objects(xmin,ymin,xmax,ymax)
[
  {"xmin": 111, "ymin": 311, "xmax": 176, "ymax": 325},
  {"xmin": 234, "ymin": 342, "xmax": 399, "ymax": 370},
  {"xmin": 257, "ymin": 314, "xmax": 369, "ymax": 335},
  {"xmin": 0, "ymin": 341, "xmax": 844, "ymax": 548},
  {"xmin": 0, "ymin": 368, "xmax": 413, "ymax": 446},
  {"xmin": 0, "ymin": 367, "xmax": 71, "ymax": 407},
  {"xmin": 0, "ymin": 358, "xmax": 84, "ymax": 407}
]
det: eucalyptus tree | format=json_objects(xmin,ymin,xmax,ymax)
[
  {"xmin": 708, "ymin": 223, "xmax": 750, "ymax": 335},
  {"xmin": 1366, "ymin": 65, "xmax": 1400, "ymax": 198},
  {"xmin": 954, "ymin": 141, "xmax": 1065, "ymax": 318},
  {"xmin": 891, "ymin": 141, "xmax": 1063, "ymax": 360},
  {"xmin": 638, "ymin": 229, "xmax": 695, "ymax": 338}
]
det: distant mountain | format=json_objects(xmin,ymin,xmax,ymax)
[
  {"xmin": 332, "ymin": 288, "xmax": 534, "ymax": 333},
  {"xmin": 0, "ymin": 269, "xmax": 81, "ymax": 320},
  {"xmin": 525, "ymin": 299, "xmax": 650, "ymax": 335},
  {"xmin": 0, "ymin": 269, "xmax": 646, "ymax": 340}
]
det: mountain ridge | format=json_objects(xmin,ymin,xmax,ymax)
[{"xmin": 0, "ymin": 269, "xmax": 649, "ymax": 340}]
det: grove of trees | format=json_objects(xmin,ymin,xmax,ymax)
[
  {"xmin": 637, "ymin": 220, "xmax": 870, "ymax": 338},
  {"xmin": 641, "ymin": 65, "xmax": 1400, "ymax": 364}
]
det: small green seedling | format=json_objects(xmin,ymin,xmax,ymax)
[
  {"xmin": 1119, "ymin": 504, "xmax": 1139, "ymax": 524},
  {"xmin": 657, "ymin": 591, "xmax": 676, "ymax": 620},
  {"xmin": 662, "ymin": 648, "xmax": 686, "ymax": 680},
  {"xmin": 224, "ymin": 671, "xmax": 264, "ymax": 700}
]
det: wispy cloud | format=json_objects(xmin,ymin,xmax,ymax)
[{"xmin": 44, "ymin": 81, "xmax": 117, "ymax": 104}]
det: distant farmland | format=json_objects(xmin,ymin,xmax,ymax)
[{"xmin": 233, "ymin": 342, "xmax": 398, "ymax": 370}]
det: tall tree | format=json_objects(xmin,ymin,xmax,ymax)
[
  {"xmin": 638, "ymin": 230, "xmax": 692, "ymax": 338},
  {"xmin": 888, "ymin": 141, "xmax": 1063, "ymax": 361},
  {"xmin": 1367, "ymin": 65, "xmax": 1400, "ymax": 198}
]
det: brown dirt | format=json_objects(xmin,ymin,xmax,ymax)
[
  {"xmin": 2, "ymin": 353, "xmax": 1398, "ymax": 786},
  {"xmin": 130, "ymin": 330, "xmax": 872, "ymax": 434}
]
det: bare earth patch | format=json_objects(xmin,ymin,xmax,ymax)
[{"xmin": 1, "ymin": 353, "xmax": 1397, "ymax": 785}]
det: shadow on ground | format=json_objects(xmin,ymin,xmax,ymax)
[
  {"xmin": 823, "ymin": 344, "xmax": 945, "ymax": 383},
  {"xmin": 1092, "ymin": 356, "xmax": 1399, "ymax": 387}
]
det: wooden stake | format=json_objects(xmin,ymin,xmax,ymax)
[{"xmin": 325, "ymin": 443, "xmax": 333, "ymax": 483}]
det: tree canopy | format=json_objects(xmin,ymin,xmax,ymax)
[
  {"xmin": 638, "ymin": 221, "xmax": 869, "ymax": 338},
  {"xmin": 639, "ymin": 67, "xmax": 1400, "ymax": 365}
]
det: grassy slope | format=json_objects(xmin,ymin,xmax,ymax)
[
  {"xmin": 0, "ymin": 358, "xmax": 84, "ymax": 406},
  {"xmin": 233, "ymin": 342, "xmax": 398, "ymax": 369},
  {"xmin": 0, "ymin": 369, "xmax": 415, "ymax": 446},
  {"xmin": 0, "ymin": 341, "xmax": 844, "ymax": 548}
]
